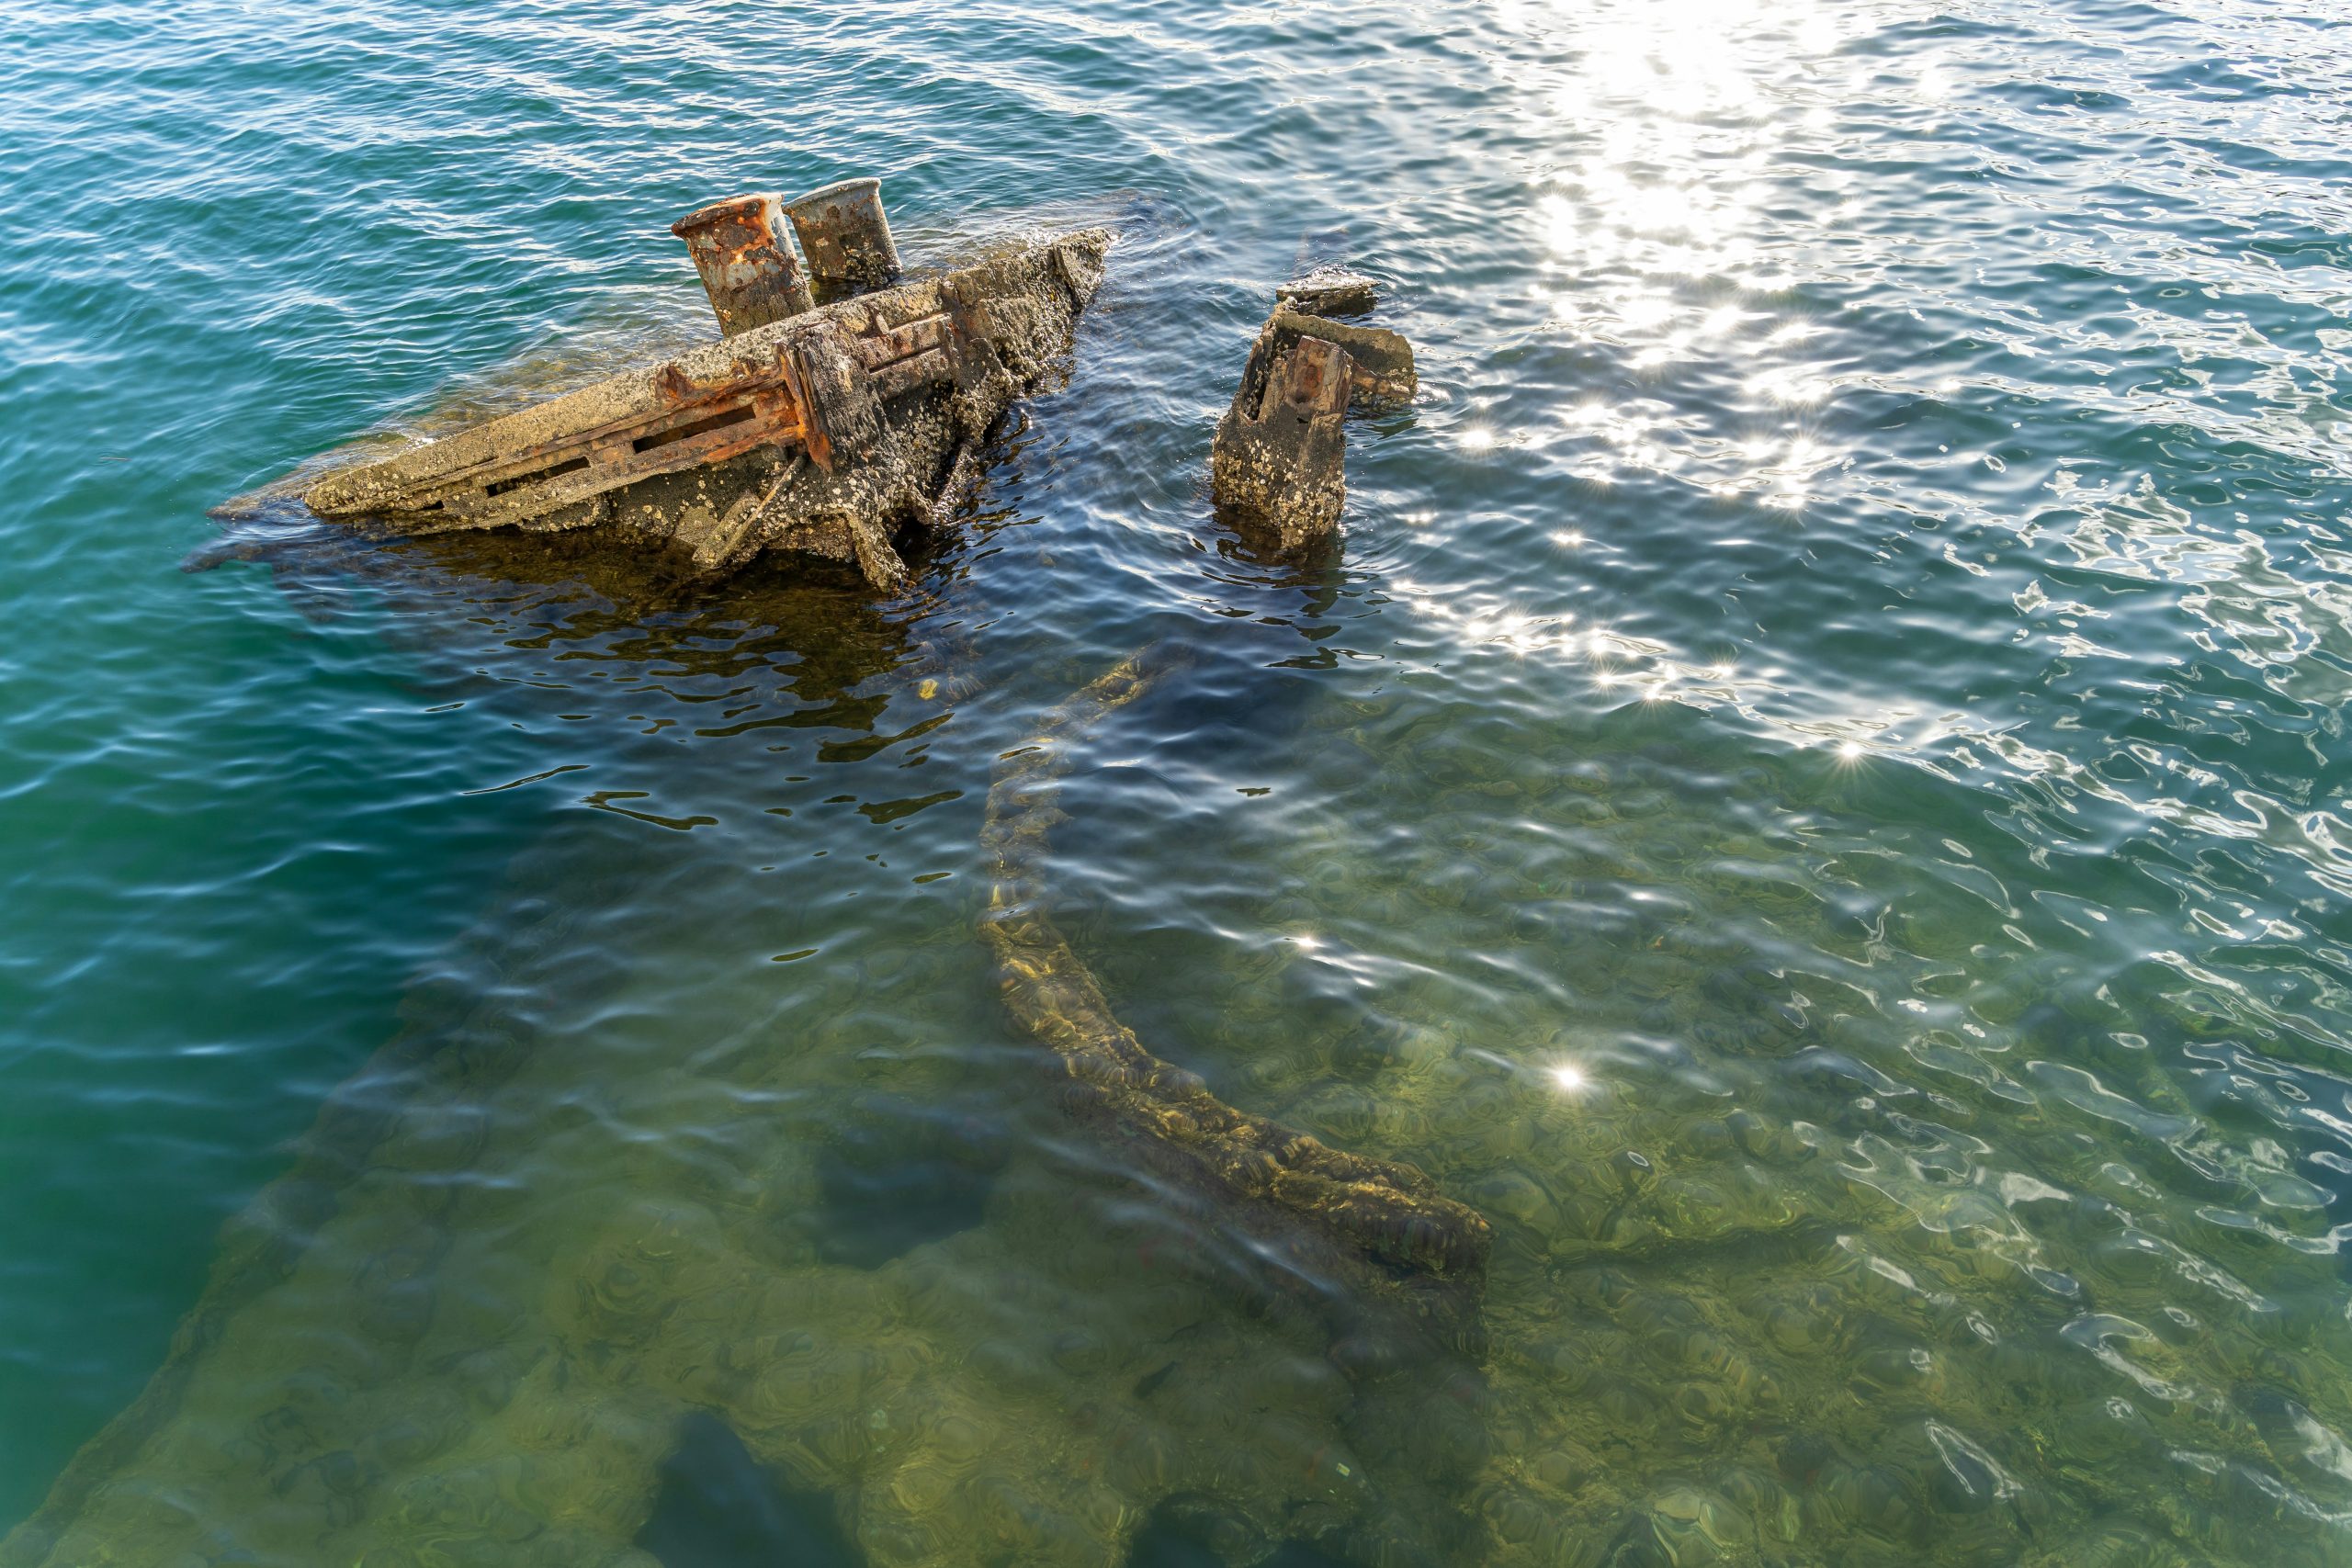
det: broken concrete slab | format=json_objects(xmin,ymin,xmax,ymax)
[
  {"xmin": 1208, "ymin": 275, "xmax": 1417, "ymax": 551},
  {"xmin": 301, "ymin": 226, "xmax": 1113, "ymax": 588},
  {"xmin": 1209, "ymin": 325, "xmax": 1354, "ymax": 552},
  {"xmin": 1275, "ymin": 267, "xmax": 1378, "ymax": 320}
]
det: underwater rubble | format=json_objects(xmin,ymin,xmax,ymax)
[
  {"xmin": 299, "ymin": 180, "xmax": 1110, "ymax": 589},
  {"xmin": 0, "ymin": 645, "xmax": 1498, "ymax": 1568}
]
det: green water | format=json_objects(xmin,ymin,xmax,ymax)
[{"xmin": 6, "ymin": 0, "xmax": 2352, "ymax": 1562}]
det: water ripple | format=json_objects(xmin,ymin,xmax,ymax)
[{"xmin": 7, "ymin": 0, "xmax": 2352, "ymax": 1561}]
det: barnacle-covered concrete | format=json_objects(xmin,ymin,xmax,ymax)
[
  {"xmin": 302, "ymin": 231, "xmax": 1113, "ymax": 589},
  {"xmin": 1210, "ymin": 284, "xmax": 1417, "ymax": 554}
]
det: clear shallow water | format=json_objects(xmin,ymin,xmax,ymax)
[{"xmin": 5, "ymin": 0, "xmax": 2352, "ymax": 1562}]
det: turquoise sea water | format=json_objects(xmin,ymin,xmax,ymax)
[{"xmin": 6, "ymin": 0, "xmax": 2352, "ymax": 1562}]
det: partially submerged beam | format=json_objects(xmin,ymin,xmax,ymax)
[{"xmin": 981, "ymin": 649, "xmax": 1490, "ymax": 1364}]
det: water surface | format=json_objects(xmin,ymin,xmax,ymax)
[{"xmin": 5, "ymin": 0, "xmax": 2352, "ymax": 1563}]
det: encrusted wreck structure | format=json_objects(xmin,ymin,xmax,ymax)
[
  {"xmin": 1210, "ymin": 271, "xmax": 1416, "ymax": 552},
  {"xmin": 300, "ymin": 182, "xmax": 1111, "ymax": 588},
  {"xmin": 2, "ymin": 198, "xmax": 1511, "ymax": 1567}
]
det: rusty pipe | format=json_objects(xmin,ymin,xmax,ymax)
[
  {"xmin": 671, "ymin": 192, "xmax": 814, "ymax": 337},
  {"xmin": 782, "ymin": 177, "xmax": 901, "ymax": 300}
]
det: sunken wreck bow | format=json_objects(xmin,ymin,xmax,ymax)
[{"xmin": 301, "ymin": 200, "xmax": 1114, "ymax": 588}]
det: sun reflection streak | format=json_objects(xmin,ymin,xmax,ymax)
[
  {"xmin": 1509, "ymin": 0, "xmax": 1856, "ymax": 506},
  {"xmin": 1384, "ymin": 570, "xmax": 1932, "ymax": 773},
  {"xmin": 1397, "ymin": 0, "xmax": 2352, "ymax": 976}
]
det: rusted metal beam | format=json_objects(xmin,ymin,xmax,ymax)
[{"xmin": 301, "ymin": 325, "xmax": 816, "ymax": 531}]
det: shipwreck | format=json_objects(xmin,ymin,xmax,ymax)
[
  {"xmin": 2, "ymin": 185, "xmax": 1511, "ymax": 1568},
  {"xmin": 296, "ymin": 179, "xmax": 1112, "ymax": 589}
]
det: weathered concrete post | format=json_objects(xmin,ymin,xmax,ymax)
[
  {"xmin": 783, "ymin": 177, "xmax": 902, "ymax": 299},
  {"xmin": 1211, "ymin": 329, "xmax": 1355, "ymax": 550},
  {"xmin": 1210, "ymin": 273, "xmax": 1417, "ymax": 552},
  {"xmin": 1213, "ymin": 272, "xmax": 1411, "ymax": 554},
  {"xmin": 670, "ymin": 193, "xmax": 814, "ymax": 337}
]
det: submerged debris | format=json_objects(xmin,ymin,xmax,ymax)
[
  {"xmin": 0, "ymin": 647, "xmax": 1494, "ymax": 1568},
  {"xmin": 981, "ymin": 648, "xmax": 1491, "ymax": 1361},
  {"xmin": 1210, "ymin": 275, "xmax": 1416, "ymax": 552},
  {"xmin": 299, "ymin": 182, "xmax": 1109, "ymax": 587},
  {"xmin": 5, "ymin": 200, "xmax": 1508, "ymax": 1568}
]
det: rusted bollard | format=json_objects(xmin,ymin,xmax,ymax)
[
  {"xmin": 671, "ymin": 193, "xmax": 814, "ymax": 337},
  {"xmin": 783, "ymin": 177, "xmax": 901, "ymax": 299}
]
